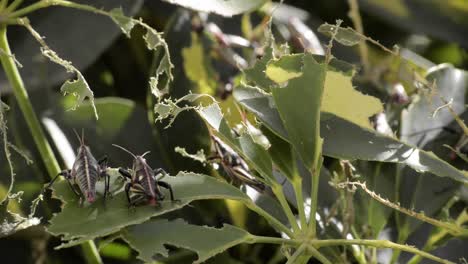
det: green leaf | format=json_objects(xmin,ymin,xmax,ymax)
[
  {"xmin": 270, "ymin": 53, "xmax": 326, "ymax": 168},
  {"xmin": 109, "ymin": 8, "xmax": 137, "ymax": 37},
  {"xmin": 266, "ymin": 54, "xmax": 382, "ymax": 129},
  {"xmin": 162, "ymin": 0, "xmax": 267, "ymax": 17},
  {"xmin": 234, "ymin": 84, "xmax": 468, "ymax": 183},
  {"xmin": 317, "ymin": 23, "xmax": 363, "ymax": 46},
  {"xmin": 243, "ymin": 35, "xmax": 275, "ymax": 90},
  {"xmin": 321, "ymin": 113, "xmax": 468, "ymax": 183},
  {"xmin": 262, "ymin": 126, "xmax": 298, "ymax": 180},
  {"xmin": 122, "ymin": 219, "xmax": 251, "ymax": 263},
  {"xmin": 47, "ymin": 172, "xmax": 249, "ymax": 247},
  {"xmin": 60, "ymin": 73, "xmax": 98, "ymax": 119},
  {"xmin": 197, "ymin": 103, "xmax": 274, "ymax": 182}
]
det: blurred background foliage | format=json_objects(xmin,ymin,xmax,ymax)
[{"xmin": 0, "ymin": 0, "xmax": 466, "ymax": 263}]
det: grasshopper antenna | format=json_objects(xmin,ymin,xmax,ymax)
[
  {"xmin": 72, "ymin": 128, "xmax": 84, "ymax": 145},
  {"xmin": 112, "ymin": 144, "xmax": 137, "ymax": 159},
  {"xmin": 141, "ymin": 151, "xmax": 151, "ymax": 158}
]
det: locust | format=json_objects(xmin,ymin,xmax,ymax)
[
  {"xmin": 113, "ymin": 144, "xmax": 176, "ymax": 207},
  {"xmin": 209, "ymin": 135, "xmax": 265, "ymax": 192},
  {"xmin": 47, "ymin": 131, "xmax": 110, "ymax": 203}
]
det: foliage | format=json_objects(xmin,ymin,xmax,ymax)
[{"xmin": 0, "ymin": 0, "xmax": 466, "ymax": 264}]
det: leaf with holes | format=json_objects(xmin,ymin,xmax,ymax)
[
  {"xmin": 109, "ymin": 8, "xmax": 136, "ymax": 37},
  {"xmin": 60, "ymin": 73, "xmax": 98, "ymax": 119},
  {"xmin": 122, "ymin": 218, "xmax": 252, "ymax": 263},
  {"xmin": 234, "ymin": 84, "xmax": 468, "ymax": 183},
  {"xmin": 270, "ymin": 53, "xmax": 326, "ymax": 168}
]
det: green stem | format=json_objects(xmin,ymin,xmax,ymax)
[
  {"xmin": 292, "ymin": 178, "xmax": 307, "ymax": 229},
  {"xmin": 81, "ymin": 242, "xmax": 102, "ymax": 264},
  {"xmin": 0, "ymin": 25, "xmax": 102, "ymax": 264},
  {"xmin": 8, "ymin": 0, "xmax": 104, "ymax": 18},
  {"xmin": 286, "ymin": 243, "xmax": 307, "ymax": 264},
  {"xmin": 0, "ymin": 25, "xmax": 59, "ymax": 177},
  {"xmin": 272, "ymin": 184, "xmax": 301, "ymax": 234},
  {"xmin": 0, "ymin": 0, "xmax": 8, "ymax": 11},
  {"xmin": 5, "ymin": 0, "xmax": 23, "ymax": 12},
  {"xmin": 308, "ymin": 155, "xmax": 323, "ymax": 236},
  {"xmin": 245, "ymin": 201, "xmax": 295, "ymax": 238},
  {"xmin": 249, "ymin": 235, "xmax": 300, "ymax": 246},
  {"xmin": 308, "ymin": 245, "xmax": 332, "ymax": 264},
  {"xmin": 312, "ymin": 239, "xmax": 454, "ymax": 264}
]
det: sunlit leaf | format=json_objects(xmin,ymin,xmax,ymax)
[
  {"xmin": 122, "ymin": 218, "xmax": 251, "ymax": 263},
  {"xmin": 401, "ymin": 64, "xmax": 467, "ymax": 147},
  {"xmin": 265, "ymin": 54, "xmax": 382, "ymax": 129},
  {"xmin": 162, "ymin": 0, "xmax": 267, "ymax": 17},
  {"xmin": 234, "ymin": 85, "xmax": 468, "ymax": 183}
]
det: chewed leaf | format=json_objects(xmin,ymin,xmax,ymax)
[
  {"xmin": 22, "ymin": 21, "xmax": 99, "ymax": 119},
  {"xmin": 122, "ymin": 219, "xmax": 251, "ymax": 263},
  {"xmin": 318, "ymin": 23, "xmax": 363, "ymax": 46},
  {"xmin": 175, "ymin": 146, "xmax": 207, "ymax": 164},
  {"xmin": 109, "ymin": 8, "xmax": 137, "ymax": 37},
  {"xmin": 0, "ymin": 193, "xmax": 42, "ymax": 238},
  {"xmin": 145, "ymin": 29, "xmax": 174, "ymax": 98},
  {"xmin": 60, "ymin": 73, "xmax": 98, "ymax": 119},
  {"xmin": 234, "ymin": 85, "xmax": 468, "ymax": 184},
  {"xmin": 271, "ymin": 54, "xmax": 326, "ymax": 167},
  {"xmin": 162, "ymin": 0, "xmax": 267, "ymax": 17},
  {"xmin": 322, "ymin": 71, "xmax": 383, "ymax": 129},
  {"xmin": 47, "ymin": 171, "xmax": 249, "ymax": 247},
  {"xmin": 244, "ymin": 33, "xmax": 275, "ymax": 90},
  {"xmin": 265, "ymin": 54, "xmax": 382, "ymax": 129}
]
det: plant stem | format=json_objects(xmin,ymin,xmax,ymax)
[
  {"xmin": 81, "ymin": 242, "xmax": 102, "ymax": 264},
  {"xmin": 312, "ymin": 239, "xmax": 454, "ymax": 264},
  {"xmin": 308, "ymin": 245, "xmax": 332, "ymax": 264},
  {"xmin": 0, "ymin": 25, "xmax": 59, "ymax": 177},
  {"xmin": 0, "ymin": 25, "xmax": 102, "ymax": 264},
  {"xmin": 292, "ymin": 178, "xmax": 307, "ymax": 229},
  {"xmin": 286, "ymin": 243, "xmax": 307, "ymax": 264},
  {"xmin": 245, "ymin": 201, "xmax": 295, "ymax": 238},
  {"xmin": 308, "ymin": 156, "xmax": 323, "ymax": 236},
  {"xmin": 0, "ymin": 0, "xmax": 8, "ymax": 11},
  {"xmin": 272, "ymin": 184, "xmax": 301, "ymax": 234},
  {"xmin": 347, "ymin": 0, "xmax": 369, "ymax": 74},
  {"xmin": 5, "ymin": 0, "xmax": 23, "ymax": 12},
  {"xmin": 249, "ymin": 235, "xmax": 300, "ymax": 246}
]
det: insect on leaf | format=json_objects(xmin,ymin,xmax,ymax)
[
  {"xmin": 122, "ymin": 218, "xmax": 252, "ymax": 263},
  {"xmin": 47, "ymin": 171, "xmax": 249, "ymax": 247}
]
